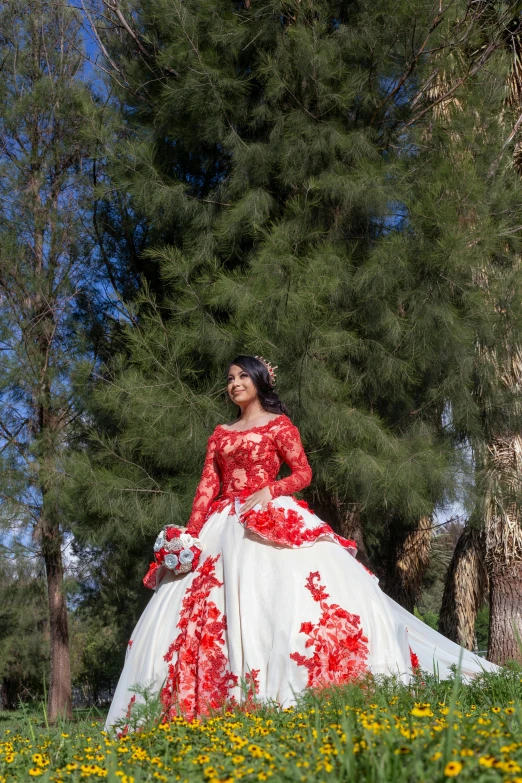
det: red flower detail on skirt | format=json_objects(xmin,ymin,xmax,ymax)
[
  {"xmin": 290, "ymin": 571, "xmax": 369, "ymax": 687},
  {"xmin": 161, "ymin": 555, "xmax": 238, "ymax": 720},
  {"xmin": 241, "ymin": 505, "xmax": 357, "ymax": 553}
]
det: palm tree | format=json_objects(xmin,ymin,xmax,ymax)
[
  {"xmin": 480, "ymin": 21, "xmax": 522, "ymax": 665},
  {"xmin": 379, "ymin": 517, "xmax": 433, "ymax": 613},
  {"xmin": 437, "ymin": 26, "xmax": 522, "ymax": 661},
  {"xmin": 480, "ymin": 352, "xmax": 522, "ymax": 663},
  {"xmin": 439, "ymin": 526, "xmax": 488, "ymax": 650}
]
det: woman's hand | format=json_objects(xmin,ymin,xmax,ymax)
[{"xmin": 239, "ymin": 486, "xmax": 273, "ymax": 514}]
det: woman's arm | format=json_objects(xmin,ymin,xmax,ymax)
[
  {"xmin": 186, "ymin": 434, "xmax": 221, "ymax": 536},
  {"xmin": 268, "ymin": 420, "xmax": 312, "ymax": 499}
]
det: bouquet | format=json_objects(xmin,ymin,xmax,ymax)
[{"xmin": 143, "ymin": 526, "xmax": 202, "ymax": 589}]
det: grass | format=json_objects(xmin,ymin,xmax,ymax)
[{"xmin": 1, "ymin": 666, "xmax": 522, "ymax": 783}]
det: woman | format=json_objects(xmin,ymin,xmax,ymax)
[{"xmin": 105, "ymin": 355, "xmax": 496, "ymax": 729}]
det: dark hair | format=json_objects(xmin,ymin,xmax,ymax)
[{"xmin": 228, "ymin": 355, "xmax": 289, "ymax": 417}]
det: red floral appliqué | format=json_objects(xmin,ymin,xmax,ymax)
[
  {"xmin": 290, "ymin": 571, "xmax": 369, "ymax": 687},
  {"xmin": 185, "ymin": 415, "xmax": 312, "ymax": 536},
  {"xmin": 241, "ymin": 505, "xmax": 357, "ymax": 553},
  {"xmin": 160, "ymin": 555, "xmax": 238, "ymax": 720}
]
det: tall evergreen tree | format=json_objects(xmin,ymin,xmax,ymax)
[
  {"xmin": 0, "ymin": 0, "xmax": 99, "ymax": 717},
  {"xmin": 72, "ymin": 0, "xmax": 522, "ymax": 657},
  {"xmin": 0, "ymin": 553, "xmax": 49, "ymax": 709}
]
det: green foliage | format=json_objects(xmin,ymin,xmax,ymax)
[
  {"xmin": 475, "ymin": 606, "xmax": 490, "ymax": 653},
  {"xmin": 0, "ymin": 557, "xmax": 49, "ymax": 709},
  {"xmin": 69, "ymin": 610, "xmax": 127, "ymax": 706},
  {"xmin": 414, "ymin": 607, "xmax": 439, "ymax": 632},
  {"xmin": 61, "ymin": 0, "xmax": 522, "ymax": 660},
  {"xmin": 73, "ymin": 0, "xmax": 522, "ymax": 536},
  {"xmin": 67, "ymin": 540, "xmax": 152, "ymax": 704}
]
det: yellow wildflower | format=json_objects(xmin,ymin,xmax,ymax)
[
  {"xmin": 411, "ymin": 706, "xmax": 433, "ymax": 717},
  {"xmin": 444, "ymin": 761, "xmax": 463, "ymax": 777},
  {"xmin": 499, "ymin": 761, "xmax": 522, "ymax": 773}
]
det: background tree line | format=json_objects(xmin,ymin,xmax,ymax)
[{"xmin": 1, "ymin": 0, "xmax": 522, "ymax": 720}]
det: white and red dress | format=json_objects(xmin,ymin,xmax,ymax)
[{"xmin": 105, "ymin": 414, "xmax": 496, "ymax": 728}]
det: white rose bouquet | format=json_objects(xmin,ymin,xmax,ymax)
[{"xmin": 143, "ymin": 526, "xmax": 202, "ymax": 589}]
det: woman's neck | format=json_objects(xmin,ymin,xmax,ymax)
[{"xmin": 236, "ymin": 401, "xmax": 266, "ymax": 423}]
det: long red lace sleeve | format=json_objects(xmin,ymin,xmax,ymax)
[
  {"xmin": 186, "ymin": 434, "xmax": 221, "ymax": 536},
  {"xmin": 268, "ymin": 420, "xmax": 312, "ymax": 499}
]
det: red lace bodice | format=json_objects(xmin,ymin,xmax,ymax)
[{"xmin": 186, "ymin": 414, "xmax": 312, "ymax": 536}]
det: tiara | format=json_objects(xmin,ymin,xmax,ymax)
[{"xmin": 255, "ymin": 355, "xmax": 278, "ymax": 387}]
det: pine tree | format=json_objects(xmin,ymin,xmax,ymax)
[
  {"xmin": 0, "ymin": 553, "xmax": 49, "ymax": 709},
  {"xmin": 74, "ymin": 0, "xmax": 522, "ymax": 653},
  {"xmin": 0, "ymin": 0, "xmax": 99, "ymax": 717}
]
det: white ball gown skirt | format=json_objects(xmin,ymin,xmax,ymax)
[{"xmin": 105, "ymin": 496, "xmax": 497, "ymax": 730}]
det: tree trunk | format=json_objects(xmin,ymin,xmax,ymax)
[
  {"xmin": 483, "ymin": 433, "xmax": 522, "ymax": 664},
  {"xmin": 382, "ymin": 516, "xmax": 433, "ymax": 612},
  {"xmin": 438, "ymin": 525, "xmax": 487, "ymax": 649},
  {"xmin": 338, "ymin": 504, "xmax": 372, "ymax": 570},
  {"xmin": 487, "ymin": 559, "xmax": 522, "ymax": 664},
  {"xmin": 42, "ymin": 521, "xmax": 72, "ymax": 720}
]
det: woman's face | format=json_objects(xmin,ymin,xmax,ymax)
[{"xmin": 227, "ymin": 364, "xmax": 258, "ymax": 406}]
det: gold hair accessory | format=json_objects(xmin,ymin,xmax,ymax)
[{"xmin": 255, "ymin": 355, "xmax": 278, "ymax": 387}]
